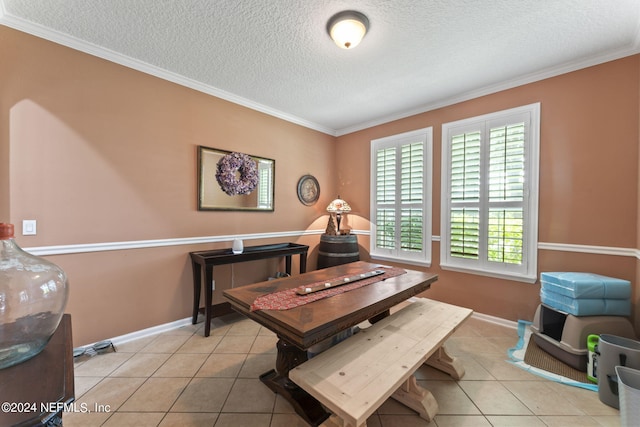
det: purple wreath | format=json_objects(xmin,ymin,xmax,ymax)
[{"xmin": 215, "ymin": 152, "xmax": 259, "ymax": 196}]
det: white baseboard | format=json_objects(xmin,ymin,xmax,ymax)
[
  {"xmin": 471, "ymin": 311, "xmax": 518, "ymax": 330},
  {"xmin": 408, "ymin": 296, "xmax": 518, "ymax": 330},
  {"xmin": 77, "ymin": 308, "xmax": 518, "ymax": 352},
  {"xmin": 112, "ymin": 317, "xmax": 195, "ymax": 346},
  {"xmin": 76, "ymin": 316, "xmax": 194, "ymax": 351}
]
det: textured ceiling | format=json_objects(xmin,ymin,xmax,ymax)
[{"xmin": 2, "ymin": 0, "xmax": 640, "ymax": 135}]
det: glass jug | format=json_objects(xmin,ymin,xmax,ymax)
[{"xmin": 0, "ymin": 223, "xmax": 69, "ymax": 369}]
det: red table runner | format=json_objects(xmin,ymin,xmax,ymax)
[{"xmin": 250, "ymin": 266, "xmax": 406, "ymax": 311}]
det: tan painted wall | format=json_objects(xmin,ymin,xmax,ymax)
[
  {"xmin": 1, "ymin": 27, "xmax": 335, "ymax": 344},
  {"xmin": 3, "ymin": 25, "xmax": 640, "ymax": 344},
  {"xmin": 336, "ymin": 56, "xmax": 640, "ymax": 331}
]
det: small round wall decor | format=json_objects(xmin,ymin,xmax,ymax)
[
  {"xmin": 215, "ymin": 152, "xmax": 259, "ymax": 196},
  {"xmin": 297, "ymin": 175, "xmax": 320, "ymax": 205}
]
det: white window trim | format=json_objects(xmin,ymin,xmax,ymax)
[
  {"xmin": 370, "ymin": 127, "xmax": 433, "ymax": 267},
  {"xmin": 440, "ymin": 103, "xmax": 540, "ymax": 283}
]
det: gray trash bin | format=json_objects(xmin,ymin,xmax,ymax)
[
  {"xmin": 598, "ymin": 334, "xmax": 640, "ymax": 408},
  {"xmin": 615, "ymin": 366, "xmax": 640, "ymax": 427}
]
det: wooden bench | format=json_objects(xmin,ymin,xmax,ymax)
[{"xmin": 289, "ymin": 298, "xmax": 473, "ymax": 427}]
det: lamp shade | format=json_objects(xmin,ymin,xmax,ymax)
[
  {"xmin": 326, "ymin": 197, "xmax": 352, "ymax": 214},
  {"xmin": 327, "ymin": 11, "xmax": 369, "ymax": 49}
]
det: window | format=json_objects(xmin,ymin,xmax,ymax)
[
  {"xmin": 441, "ymin": 103, "xmax": 540, "ymax": 283},
  {"xmin": 257, "ymin": 159, "xmax": 273, "ymax": 209},
  {"xmin": 370, "ymin": 127, "xmax": 432, "ymax": 266}
]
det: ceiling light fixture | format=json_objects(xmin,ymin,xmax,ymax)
[{"xmin": 327, "ymin": 11, "xmax": 369, "ymax": 49}]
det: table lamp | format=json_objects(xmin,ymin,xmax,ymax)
[{"xmin": 326, "ymin": 197, "xmax": 351, "ymax": 233}]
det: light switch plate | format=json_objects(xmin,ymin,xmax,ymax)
[{"xmin": 22, "ymin": 220, "xmax": 37, "ymax": 235}]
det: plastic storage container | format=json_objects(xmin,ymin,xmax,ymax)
[
  {"xmin": 540, "ymin": 272, "xmax": 631, "ymax": 299},
  {"xmin": 615, "ymin": 366, "xmax": 640, "ymax": 427},
  {"xmin": 530, "ymin": 304, "xmax": 635, "ymax": 371},
  {"xmin": 0, "ymin": 223, "xmax": 69, "ymax": 369},
  {"xmin": 598, "ymin": 334, "xmax": 640, "ymax": 408},
  {"xmin": 540, "ymin": 289, "xmax": 630, "ymax": 316},
  {"xmin": 587, "ymin": 334, "xmax": 599, "ymax": 383},
  {"xmin": 540, "ymin": 272, "xmax": 631, "ymax": 316}
]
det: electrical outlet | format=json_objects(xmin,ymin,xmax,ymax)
[{"xmin": 22, "ymin": 220, "xmax": 37, "ymax": 235}]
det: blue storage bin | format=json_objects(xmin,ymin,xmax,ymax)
[
  {"xmin": 540, "ymin": 289, "xmax": 631, "ymax": 316},
  {"xmin": 540, "ymin": 272, "xmax": 631, "ymax": 316},
  {"xmin": 541, "ymin": 272, "xmax": 631, "ymax": 299}
]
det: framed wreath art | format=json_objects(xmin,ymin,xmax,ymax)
[
  {"xmin": 216, "ymin": 151, "xmax": 259, "ymax": 196},
  {"xmin": 197, "ymin": 146, "xmax": 275, "ymax": 211}
]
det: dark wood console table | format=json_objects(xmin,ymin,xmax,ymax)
[
  {"xmin": 0, "ymin": 314, "xmax": 74, "ymax": 427},
  {"xmin": 190, "ymin": 242, "xmax": 309, "ymax": 337}
]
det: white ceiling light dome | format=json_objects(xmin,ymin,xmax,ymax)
[{"xmin": 327, "ymin": 11, "xmax": 370, "ymax": 49}]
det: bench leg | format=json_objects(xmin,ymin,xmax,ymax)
[
  {"xmin": 320, "ymin": 414, "xmax": 366, "ymax": 427},
  {"xmin": 391, "ymin": 375, "xmax": 439, "ymax": 423},
  {"xmin": 425, "ymin": 344, "xmax": 465, "ymax": 380}
]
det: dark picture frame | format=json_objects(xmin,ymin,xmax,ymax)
[
  {"xmin": 297, "ymin": 174, "xmax": 320, "ymax": 206},
  {"xmin": 198, "ymin": 146, "xmax": 275, "ymax": 211}
]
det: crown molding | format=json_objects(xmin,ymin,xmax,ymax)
[
  {"xmin": 3, "ymin": 3, "xmax": 640, "ymax": 140},
  {"xmin": 0, "ymin": 8, "xmax": 337, "ymax": 137},
  {"xmin": 335, "ymin": 46, "xmax": 640, "ymax": 136}
]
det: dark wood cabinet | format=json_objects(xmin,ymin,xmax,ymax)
[{"xmin": 0, "ymin": 314, "xmax": 74, "ymax": 427}]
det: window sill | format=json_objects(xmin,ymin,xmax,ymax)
[
  {"xmin": 370, "ymin": 254, "xmax": 431, "ymax": 268},
  {"xmin": 440, "ymin": 263, "xmax": 537, "ymax": 284}
]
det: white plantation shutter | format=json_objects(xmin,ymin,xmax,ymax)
[
  {"xmin": 375, "ymin": 147, "xmax": 396, "ymax": 249},
  {"xmin": 400, "ymin": 142, "xmax": 424, "ymax": 252},
  {"xmin": 450, "ymin": 207, "xmax": 479, "ymax": 259},
  {"xmin": 487, "ymin": 123, "xmax": 525, "ymax": 264},
  {"xmin": 441, "ymin": 104, "xmax": 539, "ymax": 283},
  {"xmin": 450, "ymin": 131, "xmax": 481, "ymax": 259},
  {"xmin": 371, "ymin": 128, "xmax": 432, "ymax": 266}
]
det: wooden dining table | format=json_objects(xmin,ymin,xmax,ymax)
[{"xmin": 223, "ymin": 261, "xmax": 438, "ymax": 426}]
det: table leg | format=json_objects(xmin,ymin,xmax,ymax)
[
  {"xmin": 369, "ymin": 309, "xmax": 390, "ymax": 324},
  {"xmin": 203, "ymin": 265, "xmax": 214, "ymax": 337},
  {"xmin": 300, "ymin": 253, "xmax": 307, "ymax": 273},
  {"xmin": 191, "ymin": 263, "xmax": 201, "ymax": 325},
  {"xmin": 259, "ymin": 338, "xmax": 330, "ymax": 426},
  {"xmin": 285, "ymin": 255, "xmax": 292, "ymax": 275}
]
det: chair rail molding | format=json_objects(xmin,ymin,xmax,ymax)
[{"xmin": 22, "ymin": 229, "xmax": 640, "ymax": 260}]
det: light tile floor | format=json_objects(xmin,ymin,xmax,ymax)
[{"xmin": 66, "ymin": 307, "xmax": 621, "ymax": 427}]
